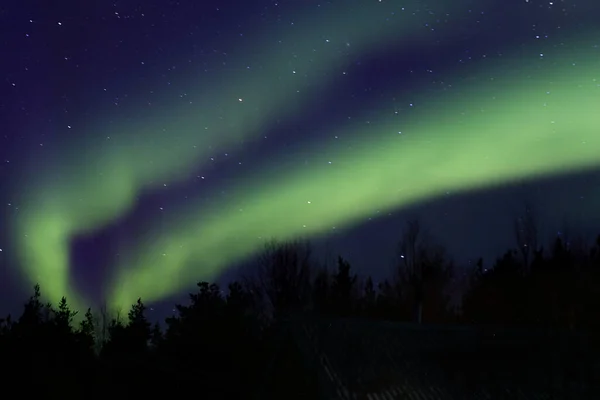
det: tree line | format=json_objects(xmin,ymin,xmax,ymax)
[{"xmin": 1, "ymin": 214, "xmax": 599, "ymax": 397}]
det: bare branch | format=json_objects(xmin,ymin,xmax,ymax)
[
  {"xmin": 514, "ymin": 201, "xmax": 538, "ymax": 268},
  {"xmin": 245, "ymin": 238, "xmax": 313, "ymax": 318}
]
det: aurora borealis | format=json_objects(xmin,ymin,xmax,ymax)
[{"xmin": 1, "ymin": 0, "xmax": 599, "ymax": 313}]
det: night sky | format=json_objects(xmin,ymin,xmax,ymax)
[{"xmin": 1, "ymin": 0, "xmax": 599, "ymax": 316}]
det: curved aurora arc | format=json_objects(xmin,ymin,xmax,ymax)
[
  {"xmin": 107, "ymin": 41, "xmax": 600, "ymax": 308},
  {"xmin": 10, "ymin": 0, "xmax": 481, "ymax": 311},
  {"xmin": 7, "ymin": 5, "xmax": 598, "ymax": 312}
]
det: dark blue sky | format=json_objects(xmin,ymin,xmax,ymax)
[{"xmin": 1, "ymin": 0, "xmax": 599, "ymax": 316}]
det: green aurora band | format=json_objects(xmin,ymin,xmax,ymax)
[
  {"xmin": 108, "ymin": 39, "xmax": 600, "ymax": 308},
  {"xmin": 10, "ymin": 0, "xmax": 483, "ymax": 310},
  {"xmin": 9, "ymin": 1, "xmax": 600, "ymax": 311}
]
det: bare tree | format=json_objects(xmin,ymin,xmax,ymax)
[
  {"xmin": 397, "ymin": 220, "xmax": 453, "ymax": 323},
  {"xmin": 245, "ymin": 238, "xmax": 313, "ymax": 320},
  {"xmin": 94, "ymin": 303, "xmax": 122, "ymax": 353},
  {"xmin": 397, "ymin": 220, "xmax": 426, "ymax": 323},
  {"xmin": 514, "ymin": 202, "xmax": 538, "ymax": 269}
]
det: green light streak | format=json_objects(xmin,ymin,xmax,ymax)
[
  {"xmin": 9, "ymin": 0, "xmax": 488, "ymax": 308},
  {"xmin": 107, "ymin": 42, "xmax": 600, "ymax": 309},
  {"xmin": 8, "ymin": 0, "xmax": 597, "ymax": 311}
]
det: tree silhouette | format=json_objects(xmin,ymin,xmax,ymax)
[
  {"xmin": 397, "ymin": 220, "xmax": 454, "ymax": 323},
  {"xmin": 78, "ymin": 307, "xmax": 96, "ymax": 353},
  {"xmin": 312, "ymin": 265, "xmax": 331, "ymax": 314},
  {"xmin": 54, "ymin": 296, "xmax": 77, "ymax": 332},
  {"xmin": 360, "ymin": 276, "xmax": 377, "ymax": 317},
  {"xmin": 330, "ymin": 256, "xmax": 358, "ymax": 316},
  {"xmin": 1, "ymin": 214, "xmax": 599, "ymax": 398},
  {"xmin": 514, "ymin": 202, "xmax": 539, "ymax": 269},
  {"xmin": 248, "ymin": 239, "xmax": 313, "ymax": 319},
  {"xmin": 101, "ymin": 298, "xmax": 151, "ymax": 365},
  {"xmin": 18, "ymin": 283, "xmax": 43, "ymax": 328}
]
